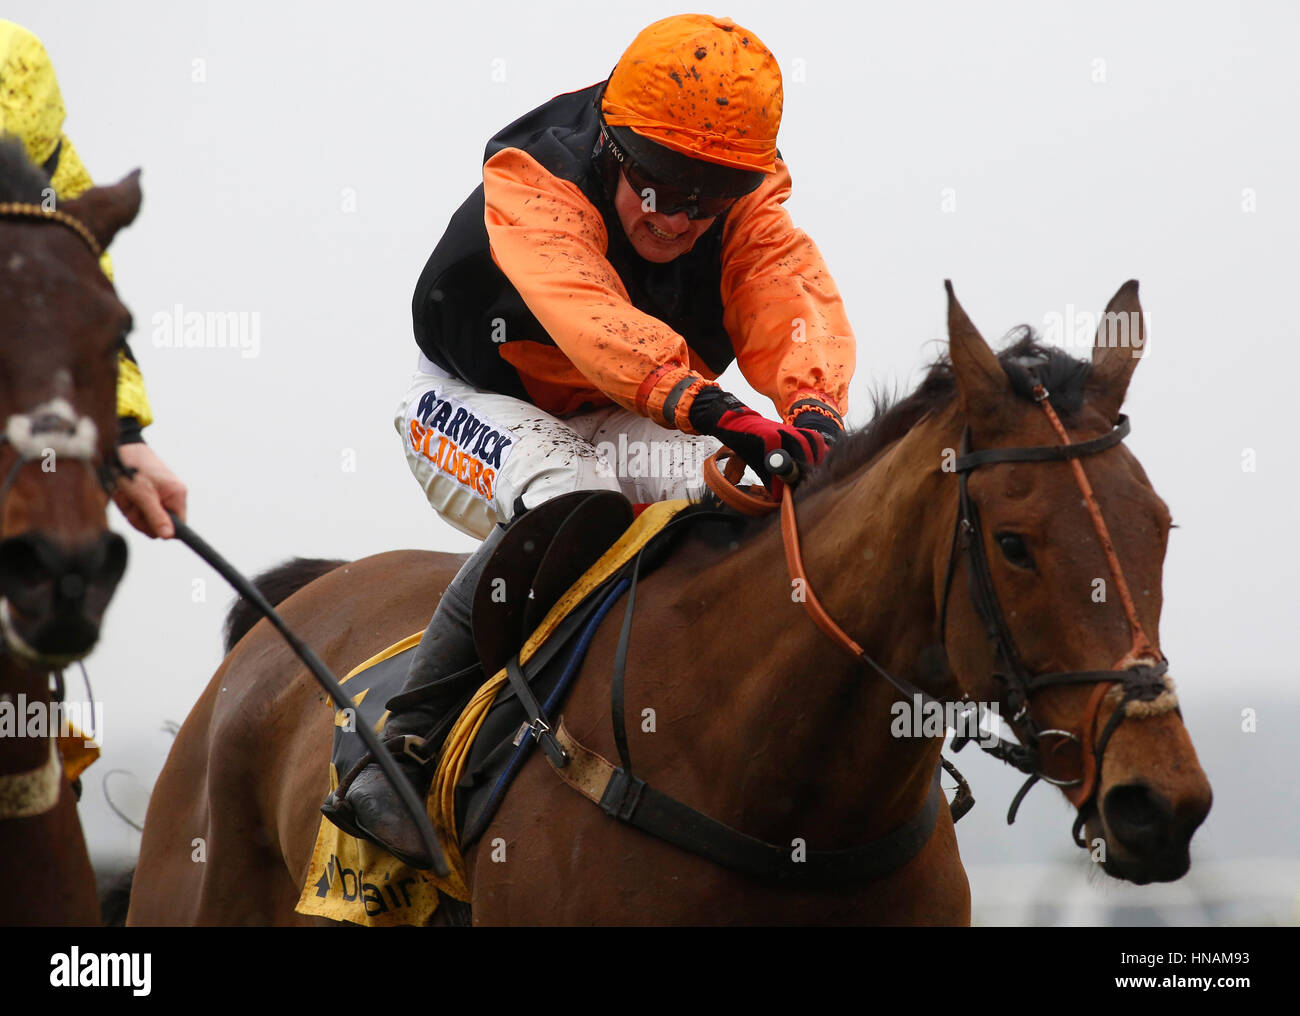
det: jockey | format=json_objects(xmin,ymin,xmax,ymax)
[
  {"xmin": 323, "ymin": 14, "xmax": 856, "ymax": 866},
  {"xmin": 0, "ymin": 19, "xmax": 187, "ymax": 538}
]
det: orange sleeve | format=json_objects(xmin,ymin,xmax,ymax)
[
  {"xmin": 719, "ymin": 159, "xmax": 855, "ymax": 425},
  {"xmin": 483, "ymin": 147, "xmax": 716, "ymax": 431}
]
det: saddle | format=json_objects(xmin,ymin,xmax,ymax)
[
  {"xmin": 471, "ymin": 489, "xmax": 634, "ymax": 677},
  {"xmin": 297, "ymin": 495, "xmax": 702, "ymax": 925},
  {"xmin": 322, "ymin": 490, "xmax": 636, "ymax": 812}
]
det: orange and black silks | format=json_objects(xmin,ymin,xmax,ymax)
[{"xmin": 411, "ymin": 83, "xmax": 854, "ymax": 435}]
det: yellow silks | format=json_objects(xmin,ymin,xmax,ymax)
[{"xmin": 0, "ymin": 19, "xmax": 152, "ymax": 429}]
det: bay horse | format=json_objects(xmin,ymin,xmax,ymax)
[
  {"xmin": 0, "ymin": 138, "xmax": 141, "ymax": 925},
  {"xmin": 128, "ymin": 280, "xmax": 1211, "ymax": 925}
]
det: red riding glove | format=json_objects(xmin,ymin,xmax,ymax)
[{"xmin": 688, "ymin": 387, "xmax": 836, "ymax": 498}]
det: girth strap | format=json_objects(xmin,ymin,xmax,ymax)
[
  {"xmin": 550, "ymin": 719, "xmax": 945, "ymax": 886},
  {"xmin": 505, "ymin": 656, "xmax": 568, "ymax": 768}
]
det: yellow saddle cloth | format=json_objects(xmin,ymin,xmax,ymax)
[{"xmin": 294, "ymin": 499, "xmax": 689, "ymax": 926}]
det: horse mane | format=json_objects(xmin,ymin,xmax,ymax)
[
  {"xmin": 695, "ymin": 329, "xmax": 1094, "ymax": 517},
  {"xmin": 222, "ymin": 557, "xmax": 348, "ymax": 653},
  {"xmin": 0, "ymin": 135, "xmax": 52, "ymax": 201}
]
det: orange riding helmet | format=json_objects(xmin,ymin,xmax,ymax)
[{"xmin": 600, "ymin": 14, "xmax": 783, "ymax": 199}]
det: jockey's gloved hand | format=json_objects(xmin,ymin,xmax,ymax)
[
  {"xmin": 688, "ymin": 387, "xmax": 831, "ymax": 497},
  {"xmin": 790, "ymin": 408, "xmax": 844, "ymax": 447}
]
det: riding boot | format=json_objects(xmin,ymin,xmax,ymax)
[{"xmin": 320, "ymin": 521, "xmax": 507, "ymax": 868}]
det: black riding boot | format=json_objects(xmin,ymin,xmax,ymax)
[{"xmin": 320, "ymin": 521, "xmax": 506, "ymax": 868}]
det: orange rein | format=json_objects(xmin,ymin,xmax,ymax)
[
  {"xmin": 702, "ymin": 447, "xmax": 867, "ymax": 659},
  {"xmin": 701, "ymin": 446, "xmax": 779, "ymax": 517}
]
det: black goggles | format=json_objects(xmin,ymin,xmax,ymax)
[
  {"xmin": 620, "ymin": 162, "xmax": 738, "ymax": 220},
  {"xmin": 601, "ymin": 126, "xmax": 738, "ymax": 220}
]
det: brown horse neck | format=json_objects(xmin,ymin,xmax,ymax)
[
  {"xmin": 795, "ymin": 408, "xmax": 962, "ymax": 686},
  {"xmin": 661, "ymin": 410, "xmax": 963, "ymax": 847}
]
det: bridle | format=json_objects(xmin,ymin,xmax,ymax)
[
  {"xmin": 0, "ymin": 201, "xmax": 103, "ymax": 257},
  {"xmin": 936, "ymin": 381, "xmax": 1177, "ymax": 843},
  {"xmin": 0, "ymin": 200, "xmax": 128, "ymax": 579},
  {"xmin": 704, "ymin": 373, "xmax": 1179, "ymax": 850},
  {"xmin": 0, "ymin": 202, "xmax": 125, "ymax": 530},
  {"xmin": 0, "ymin": 202, "xmax": 122, "ymax": 819}
]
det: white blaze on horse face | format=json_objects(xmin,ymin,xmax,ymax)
[{"xmin": 4, "ymin": 396, "xmax": 99, "ymax": 462}]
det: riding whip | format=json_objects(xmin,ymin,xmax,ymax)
[{"xmin": 166, "ymin": 511, "xmax": 451, "ymax": 878}]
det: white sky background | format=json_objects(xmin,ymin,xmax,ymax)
[{"xmin": 9, "ymin": 1, "xmax": 1298, "ymax": 886}]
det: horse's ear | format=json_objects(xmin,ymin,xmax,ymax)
[
  {"xmin": 60, "ymin": 169, "xmax": 142, "ymax": 251},
  {"xmin": 1088, "ymin": 279, "xmax": 1145, "ymax": 422},
  {"xmin": 946, "ymin": 280, "xmax": 1010, "ymax": 427}
]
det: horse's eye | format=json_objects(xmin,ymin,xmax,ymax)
[{"xmin": 995, "ymin": 532, "xmax": 1034, "ymax": 569}]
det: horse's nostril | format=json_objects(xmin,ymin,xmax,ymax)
[
  {"xmin": 1104, "ymin": 783, "xmax": 1173, "ymax": 853},
  {"xmin": 0, "ymin": 531, "xmax": 127, "ymax": 609},
  {"xmin": 0, "ymin": 533, "xmax": 49, "ymax": 591},
  {"xmin": 99, "ymin": 532, "xmax": 128, "ymax": 585}
]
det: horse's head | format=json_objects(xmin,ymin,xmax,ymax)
[
  {"xmin": 0, "ymin": 140, "xmax": 140, "ymax": 666},
  {"xmin": 939, "ymin": 281, "xmax": 1211, "ymax": 884}
]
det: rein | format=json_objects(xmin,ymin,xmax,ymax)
[{"xmin": 704, "ymin": 385, "xmax": 1178, "ymax": 850}]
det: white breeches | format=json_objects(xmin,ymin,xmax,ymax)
[{"xmin": 396, "ymin": 354, "xmax": 719, "ymax": 540}]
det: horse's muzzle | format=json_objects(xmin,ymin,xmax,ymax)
[
  {"xmin": 1094, "ymin": 780, "xmax": 1212, "ymax": 884},
  {"xmin": 0, "ymin": 530, "xmax": 127, "ymax": 663}
]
